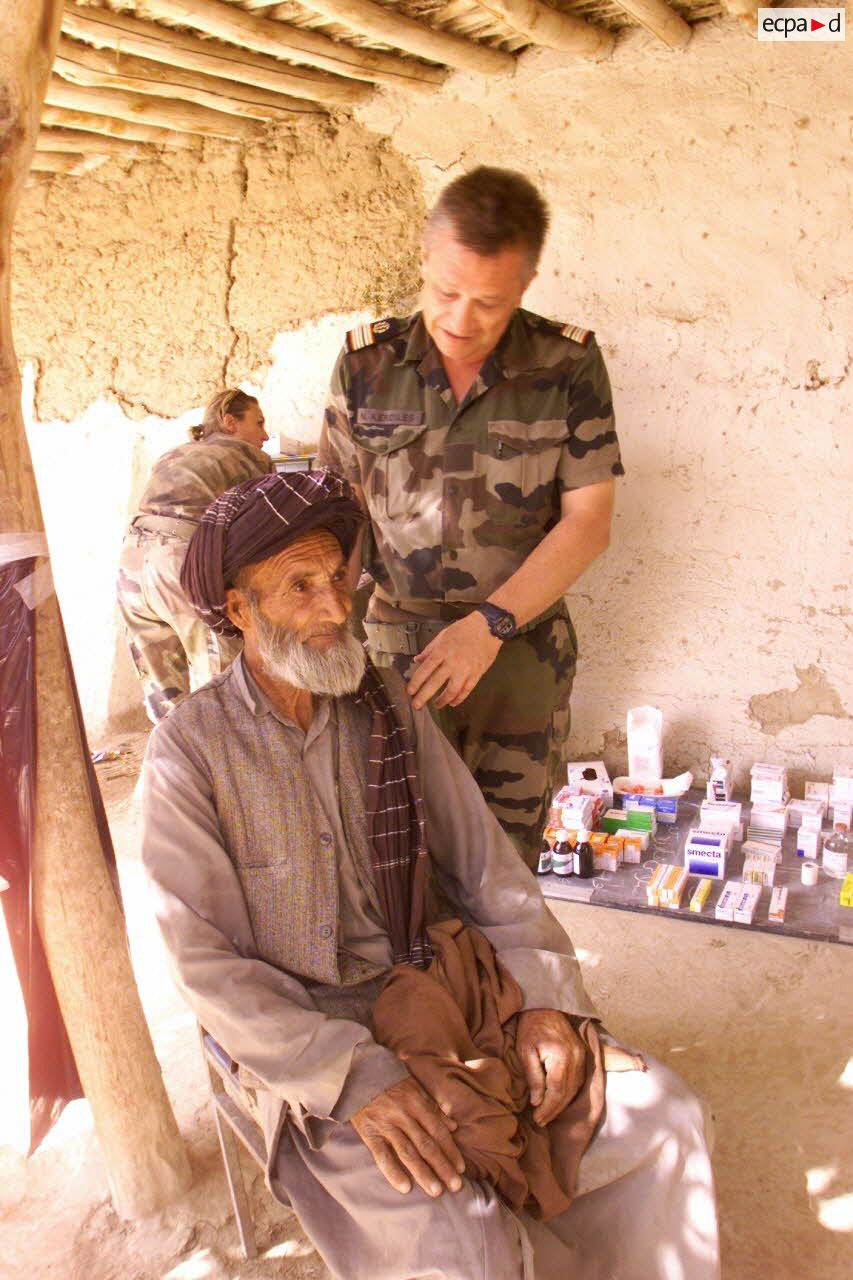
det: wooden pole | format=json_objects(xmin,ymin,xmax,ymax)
[
  {"xmin": 274, "ymin": 0, "xmax": 514, "ymax": 73},
  {"xmin": 611, "ymin": 0, "xmax": 692, "ymax": 49},
  {"xmin": 46, "ymin": 77, "xmax": 266, "ymax": 141},
  {"xmin": 470, "ymin": 0, "xmax": 614, "ymax": 58},
  {"xmin": 30, "ymin": 151, "xmax": 89, "ymax": 173},
  {"xmin": 55, "ymin": 37, "xmax": 326, "ymax": 119},
  {"xmin": 0, "ymin": 0, "xmax": 191, "ymax": 1218},
  {"xmin": 61, "ymin": 3, "xmax": 371, "ymax": 109},
  {"xmin": 40, "ymin": 104, "xmax": 197, "ymax": 147},
  {"xmin": 140, "ymin": 0, "xmax": 447, "ymax": 88},
  {"xmin": 37, "ymin": 128, "xmax": 155, "ymax": 158}
]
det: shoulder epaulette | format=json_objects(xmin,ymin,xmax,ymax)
[
  {"xmin": 526, "ymin": 311, "xmax": 595, "ymax": 347},
  {"xmin": 559, "ymin": 323, "xmax": 594, "ymax": 347},
  {"xmin": 345, "ymin": 317, "xmax": 404, "ymax": 353}
]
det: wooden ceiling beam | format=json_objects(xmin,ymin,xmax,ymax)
[
  {"xmin": 61, "ymin": 4, "xmax": 368, "ymax": 109},
  {"xmin": 470, "ymin": 0, "xmax": 614, "ymax": 58},
  {"xmin": 54, "ymin": 36, "xmax": 326, "ymax": 119},
  {"xmin": 36, "ymin": 127, "xmax": 154, "ymax": 157},
  {"xmin": 273, "ymin": 0, "xmax": 514, "ymax": 73},
  {"xmin": 45, "ymin": 78, "xmax": 266, "ymax": 142},
  {"xmin": 30, "ymin": 151, "xmax": 87, "ymax": 174},
  {"xmin": 40, "ymin": 104, "xmax": 196, "ymax": 147},
  {"xmin": 612, "ymin": 0, "xmax": 691, "ymax": 49},
  {"xmin": 139, "ymin": 0, "xmax": 446, "ymax": 88}
]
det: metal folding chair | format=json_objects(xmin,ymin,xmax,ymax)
[{"xmin": 199, "ymin": 1027, "xmax": 266, "ymax": 1260}]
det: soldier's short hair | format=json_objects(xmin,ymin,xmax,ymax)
[{"xmin": 426, "ymin": 167, "xmax": 549, "ymax": 269}]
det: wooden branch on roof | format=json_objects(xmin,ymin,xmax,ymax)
[
  {"xmin": 55, "ymin": 36, "xmax": 326, "ymax": 119},
  {"xmin": 140, "ymin": 0, "xmax": 446, "ymax": 88},
  {"xmin": 718, "ymin": 0, "xmax": 761, "ymax": 20},
  {"xmin": 37, "ymin": 127, "xmax": 154, "ymax": 157},
  {"xmin": 30, "ymin": 151, "xmax": 88, "ymax": 174},
  {"xmin": 470, "ymin": 0, "xmax": 614, "ymax": 58},
  {"xmin": 46, "ymin": 78, "xmax": 266, "ymax": 141},
  {"xmin": 61, "ymin": 4, "xmax": 368, "ymax": 109},
  {"xmin": 276, "ymin": 0, "xmax": 514, "ymax": 73},
  {"xmin": 612, "ymin": 0, "xmax": 691, "ymax": 49},
  {"xmin": 40, "ymin": 103, "xmax": 196, "ymax": 147}
]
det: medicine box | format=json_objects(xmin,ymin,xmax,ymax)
[
  {"xmin": 714, "ymin": 881, "xmax": 741, "ymax": 921},
  {"xmin": 622, "ymin": 793, "xmax": 678, "ymax": 825},
  {"xmin": 768, "ymin": 886, "xmax": 788, "ymax": 924},
  {"xmin": 684, "ymin": 829, "xmax": 727, "ymax": 879},
  {"xmin": 750, "ymin": 763, "xmax": 789, "ymax": 805},
  {"xmin": 734, "ymin": 882, "xmax": 762, "ymax": 924},
  {"xmin": 796, "ymin": 828, "xmax": 821, "ymax": 860},
  {"xmin": 699, "ymin": 800, "xmax": 743, "ymax": 843}
]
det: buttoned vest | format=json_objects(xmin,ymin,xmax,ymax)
[{"xmin": 173, "ymin": 667, "xmax": 410, "ymax": 988}]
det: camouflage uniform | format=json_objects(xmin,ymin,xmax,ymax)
[
  {"xmin": 318, "ymin": 309, "xmax": 624, "ymax": 868},
  {"xmin": 117, "ymin": 432, "xmax": 274, "ymax": 722}
]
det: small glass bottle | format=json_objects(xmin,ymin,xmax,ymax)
[
  {"xmin": 552, "ymin": 830, "xmax": 573, "ymax": 876},
  {"xmin": 822, "ymin": 824, "xmax": 853, "ymax": 880},
  {"xmin": 537, "ymin": 839, "xmax": 553, "ymax": 875},
  {"xmin": 573, "ymin": 828, "xmax": 594, "ymax": 879}
]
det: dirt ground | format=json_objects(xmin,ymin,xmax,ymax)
[{"xmin": 1, "ymin": 731, "xmax": 851, "ymax": 1279}]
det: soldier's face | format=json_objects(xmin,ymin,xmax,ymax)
[
  {"xmin": 226, "ymin": 402, "xmax": 269, "ymax": 451},
  {"xmin": 421, "ymin": 225, "xmax": 535, "ymax": 367}
]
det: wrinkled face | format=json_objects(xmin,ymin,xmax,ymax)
[
  {"xmin": 225, "ymin": 401, "xmax": 268, "ymax": 450},
  {"xmin": 421, "ymin": 223, "xmax": 535, "ymax": 368},
  {"xmin": 226, "ymin": 528, "xmax": 365, "ymax": 695}
]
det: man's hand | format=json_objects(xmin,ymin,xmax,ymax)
[
  {"xmin": 351, "ymin": 1077, "xmax": 466, "ymax": 1197},
  {"xmin": 516, "ymin": 1010, "xmax": 587, "ymax": 1127},
  {"xmin": 407, "ymin": 612, "xmax": 502, "ymax": 710}
]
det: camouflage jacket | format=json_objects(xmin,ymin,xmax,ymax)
[
  {"xmin": 134, "ymin": 432, "xmax": 274, "ymax": 528},
  {"xmin": 318, "ymin": 309, "xmax": 623, "ymax": 606}
]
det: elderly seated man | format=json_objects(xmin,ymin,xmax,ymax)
[{"xmin": 141, "ymin": 470, "xmax": 719, "ymax": 1280}]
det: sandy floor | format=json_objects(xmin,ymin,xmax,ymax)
[{"xmin": 1, "ymin": 732, "xmax": 851, "ymax": 1279}]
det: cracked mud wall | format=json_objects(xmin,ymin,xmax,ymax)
[
  {"xmin": 12, "ymin": 118, "xmax": 423, "ymax": 734},
  {"xmin": 13, "ymin": 118, "xmax": 422, "ymax": 420},
  {"xmin": 10, "ymin": 21, "xmax": 852, "ymax": 773},
  {"xmin": 354, "ymin": 18, "xmax": 852, "ymax": 787}
]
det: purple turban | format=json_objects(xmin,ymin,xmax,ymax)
[{"xmin": 180, "ymin": 469, "xmax": 365, "ymax": 636}]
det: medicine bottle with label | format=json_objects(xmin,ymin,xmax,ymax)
[
  {"xmin": 537, "ymin": 840, "xmax": 552, "ymax": 875},
  {"xmin": 573, "ymin": 828, "xmax": 594, "ymax": 879},
  {"xmin": 822, "ymin": 824, "xmax": 852, "ymax": 880},
  {"xmin": 552, "ymin": 831, "xmax": 573, "ymax": 876}
]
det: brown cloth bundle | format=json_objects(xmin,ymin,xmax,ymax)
[{"xmin": 372, "ymin": 920, "xmax": 607, "ymax": 1220}]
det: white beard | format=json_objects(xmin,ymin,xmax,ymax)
[{"xmin": 248, "ymin": 597, "xmax": 366, "ymax": 697}]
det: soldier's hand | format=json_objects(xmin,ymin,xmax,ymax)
[
  {"xmin": 516, "ymin": 1009, "xmax": 587, "ymax": 1127},
  {"xmin": 351, "ymin": 1077, "xmax": 466, "ymax": 1197},
  {"xmin": 408, "ymin": 613, "xmax": 501, "ymax": 710}
]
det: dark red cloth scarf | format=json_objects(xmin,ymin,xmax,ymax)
[{"xmin": 353, "ymin": 661, "xmax": 432, "ymax": 969}]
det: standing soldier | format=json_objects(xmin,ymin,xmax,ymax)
[
  {"xmin": 318, "ymin": 168, "xmax": 623, "ymax": 868},
  {"xmin": 117, "ymin": 389, "xmax": 274, "ymax": 722}
]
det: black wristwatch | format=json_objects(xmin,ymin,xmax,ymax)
[{"xmin": 475, "ymin": 602, "xmax": 518, "ymax": 641}]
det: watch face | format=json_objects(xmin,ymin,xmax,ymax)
[{"xmin": 493, "ymin": 613, "xmax": 516, "ymax": 639}]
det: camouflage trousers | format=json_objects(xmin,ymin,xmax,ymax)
[
  {"xmin": 366, "ymin": 604, "xmax": 578, "ymax": 871},
  {"xmin": 117, "ymin": 523, "xmax": 241, "ymax": 723}
]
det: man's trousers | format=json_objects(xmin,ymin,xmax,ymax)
[{"xmin": 271, "ymin": 1050, "xmax": 720, "ymax": 1280}]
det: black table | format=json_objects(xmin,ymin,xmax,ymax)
[{"xmin": 539, "ymin": 789, "xmax": 852, "ymax": 946}]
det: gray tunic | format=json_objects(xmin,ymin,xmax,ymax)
[{"xmin": 141, "ymin": 657, "xmax": 596, "ymax": 1159}]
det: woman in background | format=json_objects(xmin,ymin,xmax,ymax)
[{"xmin": 117, "ymin": 388, "xmax": 274, "ymax": 722}]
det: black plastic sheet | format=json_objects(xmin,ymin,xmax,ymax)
[{"xmin": 0, "ymin": 559, "xmax": 81, "ymax": 1153}]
